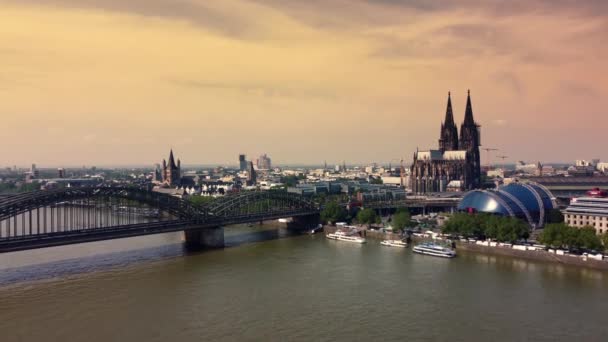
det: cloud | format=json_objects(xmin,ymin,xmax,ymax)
[
  {"xmin": 170, "ymin": 79, "xmax": 336, "ymax": 100},
  {"xmin": 359, "ymin": 0, "xmax": 608, "ymax": 17},
  {"xmin": 1, "ymin": 0, "xmax": 607, "ymax": 164},
  {"xmin": 491, "ymin": 72, "xmax": 524, "ymax": 96},
  {"xmin": 492, "ymin": 119, "xmax": 508, "ymax": 127},
  {"xmin": 0, "ymin": 0, "xmax": 272, "ymax": 40},
  {"xmin": 369, "ymin": 22, "xmax": 516, "ymax": 61},
  {"xmin": 559, "ymin": 82, "xmax": 599, "ymax": 98}
]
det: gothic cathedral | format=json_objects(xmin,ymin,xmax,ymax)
[{"xmin": 410, "ymin": 91, "xmax": 481, "ymax": 193}]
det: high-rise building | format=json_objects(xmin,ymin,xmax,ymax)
[
  {"xmin": 410, "ymin": 90, "xmax": 481, "ymax": 193},
  {"xmin": 239, "ymin": 154, "xmax": 247, "ymax": 171},
  {"xmin": 256, "ymin": 153, "xmax": 272, "ymax": 170},
  {"xmin": 161, "ymin": 149, "xmax": 181, "ymax": 186},
  {"xmin": 57, "ymin": 168, "xmax": 65, "ymax": 178},
  {"xmin": 30, "ymin": 164, "xmax": 39, "ymax": 178},
  {"xmin": 153, "ymin": 163, "xmax": 162, "ymax": 182}
]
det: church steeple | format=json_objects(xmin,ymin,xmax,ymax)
[
  {"xmin": 459, "ymin": 89, "xmax": 481, "ymax": 190},
  {"xmin": 444, "ymin": 91, "xmax": 455, "ymax": 126},
  {"xmin": 463, "ymin": 89, "xmax": 475, "ymax": 126},
  {"xmin": 162, "ymin": 149, "xmax": 181, "ymax": 187},
  {"xmin": 439, "ymin": 91, "xmax": 459, "ymax": 152},
  {"xmin": 168, "ymin": 149, "xmax": 177, "ymax": 169}
]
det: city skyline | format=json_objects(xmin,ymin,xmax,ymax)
[{"xmin": 1, "ymin": 0, "xmax": 607, "ymax": 165}]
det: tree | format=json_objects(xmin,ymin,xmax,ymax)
[
  {"xmin": 540, "ymin": 223, "xmax": 601, "ymax": 251},
  {"xmin": 483, "ymin": 215, "xmax": 500, "ymax": 240},
  {"xmin": 443, "ymin": 213, "xmax": 529, "ymax": 242},
  {"xmin": 496, "ymin": 217, "xmax": 529, "ymax": 243},
  {"xmin": 392, "ymin": 211, "xmax": 412, "ymax": 233},
  {"xmin": 578, "ymin": 226, "xmax": 602, "ymax": 251},
  {"xmin": 19, "ymin": 183, "xmax": 40, "ymax": 193},
  {"xmin": 442, "ymin": 213, "xmax": 483, "ymax": 238},
  {"xmin": 601, "ymin": 233, "xmax": 608, "ymax": 251},
  {"xmin": 547, "ymin": 209, "xmax": 564, "ymax": 223},
  {"xmin": 320, "ymin": 201, "xmax": 347, "ymax": 224},
  {"xmin": 539, "ymin": 223, "xmax": 568, "ymax": 248},
  {"xmin": 189, "ymin": 196, "xmax": 215, "ymax": 207},
  {"xmin": 280, "ymin": 175, "xmax": 300, "ymax": 187},
  {"xmin": 356, "ymin": 208, "xmax": 377, "ymax": 227},
  {"xmin": 369, "ymin": 177, "xmax": 383, "ymax": 185}
]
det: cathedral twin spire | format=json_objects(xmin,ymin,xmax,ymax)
[
  {"xmin": 439, "ymin": 90, "xmax": 477, "ymax": 152},
  {"xmin": 463, "ymin": 89, "xmax": 475, "ymax": 126},
  {"xmin": 439, "ymin": 91, "xmax": 459, "ymax": 152}
]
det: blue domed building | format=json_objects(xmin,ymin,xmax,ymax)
[{"xmin": 457, "ymin": 182, "xmax": 556, "ymax": 228}]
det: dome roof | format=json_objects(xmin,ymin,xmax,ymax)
[{"xmin": 457, "ymin": 182, "xmax": 555, "ymax": 228}]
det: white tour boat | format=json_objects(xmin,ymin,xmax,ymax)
[
  {"xmin": 380, "ymin": 240, "xmax": 408, "ymax": 248},
  {"xmin": 412, "ymin": 242, "xmax": 456, "ymax": 258},
  {"xmin": 326, "ymin": 231, "xmax": 366, "ymax": 244}
]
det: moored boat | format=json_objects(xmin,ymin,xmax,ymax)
[
  {"xmin": 380, "ymin": 240, "xmax": 408, "ymax": 248},
  {"xmin": 412, "ymin": 242, "xmax": 456, "ymax": 258},
  {"xmin": 326, "ymin": 231, "xmax": 366, "ymax": 244}
]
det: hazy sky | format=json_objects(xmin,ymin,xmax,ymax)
[{"xmin": 1, "ymin": 0, "xmax": 606, "ymax": 167}]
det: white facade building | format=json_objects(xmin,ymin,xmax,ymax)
[{"xmin": 563, "ymin": 197, "xmax": 608, "ymax": 234}]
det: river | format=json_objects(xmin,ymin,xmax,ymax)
[{"xmin": 1, "ymin": 225, "xmax": 607, "ymax": 342}]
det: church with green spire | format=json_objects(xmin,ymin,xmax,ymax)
[{"xmin": 410, "ymin": 91, "xmax": 481, "ymax": 194}]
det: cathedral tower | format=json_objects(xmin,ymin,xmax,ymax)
[
  {"xmin": 459, "ymin": 90, "xmax": 481, "ymax": 189},
  {"xmin": 438, "ymin": 92, "xmax": 459, "ymax": 152}
]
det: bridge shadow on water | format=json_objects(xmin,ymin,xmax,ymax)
[
  {"xmin": 0, "ymin": 226, "xmax": 303, "ymax": 287},
  {"xmin": 223, "ymin": 226, "xmax": 300, "ymax": 248}
]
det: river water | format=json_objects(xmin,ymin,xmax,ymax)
[{"xmin": 1, "ymin": 225, "xmax": 607, "ymax": 342}]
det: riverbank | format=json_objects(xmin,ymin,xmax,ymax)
[
  {"xmin": 451, "ymin": 241, "xmax": 608, "ymax": 271},
  {"xmin": 323, "ymin": 225, "xmax": 608, "ymax": 271}
]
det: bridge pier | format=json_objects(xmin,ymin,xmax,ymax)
[{"xmin": 184, "ymin": 226, "xmax": 224, "ymax": 250}]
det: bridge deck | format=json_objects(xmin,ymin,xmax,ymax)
[{"xmin": 0, "ymin": 210, "xmax": 318, "ymax": 253}]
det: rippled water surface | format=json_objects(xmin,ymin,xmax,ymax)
[{"xmin": 2, "ymin": 227, "xmax": 608, "ymax": 342}]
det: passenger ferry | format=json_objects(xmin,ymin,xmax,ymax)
[
  {"xmin": 412, "ymin": 242, "xmax": 456, "ymax": 258},
  {"xmin": 380, "ymin": 240, "xmax": 408, "ymax": 248},
  {"xmin": 326, "ymin": 231, "xmax": 366, "ymax": 244}
]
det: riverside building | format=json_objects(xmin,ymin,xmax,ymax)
[{"xmin": 563, "ymin": 195, "xmax": 608, "ymax": 234}]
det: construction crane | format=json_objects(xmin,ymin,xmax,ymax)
[
  {"xmin": 482, "ymin": 148, "xmax": 498, "ymax": 169},
  {"xmin": 400, "ymin": 158, "xmax": 405, "ymax": 188},
  {"xmin": 496, "ymin": 155, "xmax": 508, "ymax": 168}
]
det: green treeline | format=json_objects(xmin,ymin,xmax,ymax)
[
  {"xmin": 320, "ymin": 202, "xmax": 349, "ymax": 224},
  {"xmin": 390, "ymin": 209, "xmax": 413, "ymax": 233},
  {"xmin": 539, "ymin": 223, "xmax": 606, "ymax": 251},
  {"xmin": 443, "ymin": 213, "xmax": 608, "ymax": 251},
  {"xmin": 441, "ymin": 213, "xmax": 530, "ymax": 243}
]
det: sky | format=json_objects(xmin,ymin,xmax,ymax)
[{"xmin": 1, "ymin": 0, "xmax": 607, "ymax": 167}]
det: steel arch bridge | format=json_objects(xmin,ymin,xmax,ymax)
[
  {"xmin": 206, "ymin": 190, "xmax": 318, "ymax": 224},
  {"xmin": 0, "ymin": 187, "xmax": 320, "ymax": 253}
]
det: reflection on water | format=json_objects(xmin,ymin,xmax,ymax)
[
  {"xmin": 2, "ymin": 230, "xmax": 608, "ymax": 342},
  {"xmin": 460, "ymin": 249, "xmax": 607, "ymax": 282},
  {"xmin": 0, "ymin": 224, "xmax": 297, "ymax": 286}
]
